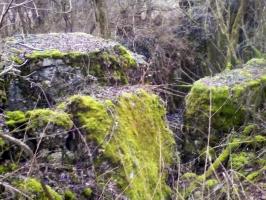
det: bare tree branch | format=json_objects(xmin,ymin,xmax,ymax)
[{"xmin": 0, "ymin": 0, "xmax": 15, "ymax": 28}]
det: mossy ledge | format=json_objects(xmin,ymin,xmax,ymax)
[
  {"xmin": 67, "ymin": 90, "xmax": 176, "ymax": 199},
  {"xmin": 185, "ymin": 58, "xmax": 266, "ymax": 143},
  {"xmin": 5, "ymin": 109, "xmax": 73, "ymax": 130},
  {"xmin": 23, "ymin": 45, "xmax": 137, "ymax": 85}
]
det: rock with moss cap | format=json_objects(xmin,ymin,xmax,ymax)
[
  {"xmin": 1, "ymin": 33, "xmax": 146, "ymax": 110},
  {"xmin": 2, "ymin": 88, "xmax": 176, "ymax": 199},
  {"xmin": 185, "ymin": 58, "xmax": 266, "ymax": 148},
  {"xmin": 5, "ymin": 108, "xmax": 73, "ymax": 154},
  {"xmin": 64, "ymin": 89, "xmax": 176, "ymax": 199}
]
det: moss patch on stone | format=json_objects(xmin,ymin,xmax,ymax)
[
  {"xmin": 82, "ymin": 188, "xmax": 93, "ymax": 198},
  {"xmin": 17, "ymin": 178, "xmax": 62, "ymax": 200},
  {"xmin": 67, "ymin": 95, "xmax": 112, "ymax": 144},
  {"xmin": 5, "ymin": 111, "xmax": 27, "ymax": 128},
  {"xmin": 185, "ymin": 58, "xmax": 266, "ymax": 148},
  {"xmin": 5, "ymin": 109, "xmax": 73, "ymax": 130},
  {"xmin": 26, "ymin": 109, "xmax": 73, "ymax": 129},
  {"xmin": 67, "ymin": 90, "xmax": 175, "ymax": 199},
  {"xmin": 229, "ymin": 152, "xmax": 255, "ymax": 171},
  {"xmin": 0, "ymin": 163, "xmax": 18, "ymax": 174},
  {"xmin": 64, "ymin": 189, "xmax": 77, "ymax": 200},
  {"xmin": 24, "ymin": 45, "xmax": 137, "ymax": 85}
]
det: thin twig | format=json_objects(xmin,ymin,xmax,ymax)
[{"xmin": 0, "ymin": 131, "xmax": 33, "ymax": 158}]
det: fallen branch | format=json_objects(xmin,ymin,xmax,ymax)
[
  {"xmin": 0, "ymin": 131, "xmax": 33, "ymax": 158},
  {"xmin": 0, "ymin": 181, "xmax": 33, "ymax": 200},
  {"xmin": 0, "ymin": 59, "xmax": 28, "ymax": 77}
]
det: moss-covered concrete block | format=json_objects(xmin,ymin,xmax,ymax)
[
  {"xmin": 185, "ymin": 58, "xmax": 266, "ymax": 142},
  {"xmin": 3, "ymin": 89, "xmax": 176, "ymax": 199},
  {"xmin": 66, "ymin": 90, "xmax": 175, "ymax": 199},
  {"xmin": 1, "ymin": 33, "xmax": 145, "ymax": 110}
]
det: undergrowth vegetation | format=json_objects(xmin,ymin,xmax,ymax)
[{"xmin": 0, "ymin": 0, "xmax": 265, "ymax": 200}]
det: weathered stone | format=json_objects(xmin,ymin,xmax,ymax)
[
  {"xmin": 1, "ymin": 33, "xmax": 146, "ymax": 110},
  {"xmin": 185, "ymin": 58, "xmax": 266, "ymax": 147},
  {"xmin": 3, "ymin": 89, "xmax": 176, "ymax": 199},
  {"xmin": 64, "ymin": 89, "xmax": 175, "ymax": 199}
]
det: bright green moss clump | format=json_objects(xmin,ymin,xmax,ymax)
[
  {"xmin": 26, "ymin": 109, "xmax": 73, "ymax": 129},
  {"xmin": 104, "ymin": 91, "xmax": 175, "ymax": 199},
  {"xmin": 246, "ymin": 58, "xmax": 266, "ymax": 66},
  {"xmin": 114, "ymin": 45, "xmax": 137, "ymax": 67},
  {"xmin": 186, "ymin": 82, "xmax": 245, "ymax": 132},
  {"xmin": 229, "ymin": 152, "xmax": 255, "ymax": 170},
  {"xmin": 0, "ymin": 163, "xmax": 18, "ymax": 174},
  {"xmin": 64, "ymin": 189, "xmax": 77, "ymax": 200},
  {"xmin": 68, "ymin": 95, "xmax": 112, "ymax": 144},
  {"xmin": 5, "ymin": 109, "xmax": 73, "ymax": 129},
  {"xmin": 5, "ymin": 111, "xmax": 27, "ymax": 128},
  {"xmin": 205, "ymin": 179, "xmax": 219, "ymax": 188},
  {"xmin": 26, "ymin": 49, "xmax": 67, "ymax": 60},
  {"xmin": 82, "ymin": 188, "xmax": 93, "ymax": 198},
  {"xmin": 18, "ymin": 178, "xmax": 62, "ymax": 200},
  {"xmin": 67, "ymin": 90, "xmax": 175, "ymax": 199}
]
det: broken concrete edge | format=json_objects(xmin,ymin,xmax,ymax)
[{"xmin": 0, "ymin": 33, "xmax": 146, "ymax": 68}]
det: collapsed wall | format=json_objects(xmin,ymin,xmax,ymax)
[{"xmin": 0, "ymin": 33, "xmax": 176, "ymax": 199}]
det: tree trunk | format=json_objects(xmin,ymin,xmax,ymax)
[{"xmin": 94, "ymin": 0, "xmax": 110, "ymax": 38}]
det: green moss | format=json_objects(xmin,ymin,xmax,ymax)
[
  {"xmin": 254, "ymin": 135, "xmax": 266, "ymax": 143},
  {"xmin": 67, "ymin": 90, "xmax": 175, "ymax": 199},
  {"xmin": 185, "ymin": 82, "xmax": 245, "ymax": 132},
  {"xmin": 0, "ymin": 138, "xmax": 5, "ymax": 147},
  {"xmin": 205, "ymin": 179, "xmax": 219, "ymax": 188},
  {"xmin": 182, "ymin": 172, "xmax": 197, "ymax": 180},
  {"xmin": 0, "ymin": 163, "xmax": 18, "ymax": 174},
  {"xmin": 114, "ymin": 45, "xmax": 137, "ymax": 68},
  {"xmin": 242, "ymin": 124, "xmax": 257, "ymax": 136},
  {"xmin": 104, "ymin": 91, "xmax": 175, "ymax": 199},
  {"xmin": 199, "ymin": 135, "xmax": 264, "ymax": 180},
  {"xmin": 10, "ymin": 55, "xmax": 24, "ymax": 65},
  {"xmin": 67, "ymin": 95, "xmax": 112, "ymax": 144},
  {"xmin": 5, "ymin": 109, "xmax": 73, "ymax": 130},
  {"xmin": 64, "ymin": 189, "xmax": 77, "ymax": 200},
  {"xmin": 185, "ymin": 59, "xmax": 266, "ymax": 148},
  {"xmin": 18, "ymin": 178, "xmax": 62, "ymax": 200},
  {"xmin": 24, "ymin": 45, "xmax": 137, "ymax": 85},
  {"xmin": 229, "ymin": 152, "xmax": 255, "ymax": 170},
  {"xmin": 182, "ymin": 134, "xmax": 266, "ymax": 198},
  {"xmin": 26, "ymin": 50, "xmax": 67, "ymax": 60},
  {"xmin": 5, "ymin": 111, "xmax": 27, "ymax": 128},
  {"xmin": 82, "ymin": 188, "xmax": 93, "ymax": 198},
  {"xmin": 26, "ymin": 109, "xmax": 73, "ymax": 129},
  {"xmin": 246, "ymin": 166, "xmax": 266, "ymax": 182}
]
